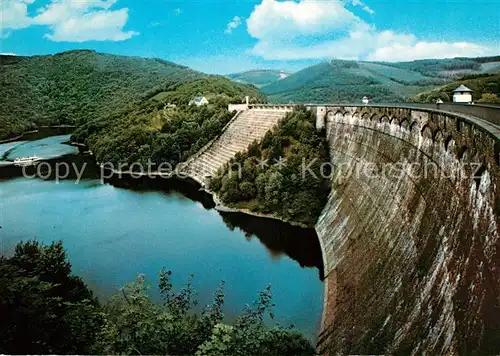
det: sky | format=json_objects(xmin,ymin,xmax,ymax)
[{"xmin": 1, "ymin": 0, "xmax": 499, "ymax": 74}]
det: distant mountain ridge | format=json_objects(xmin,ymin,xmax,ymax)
[
  {"xmin": 2, "ymin": 51, "xmax": 500, "ymax": 141},
  {"xmin": 230, "ymin": 56, "xmax": 500, "ymax": 104}
]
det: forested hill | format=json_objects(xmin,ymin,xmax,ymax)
[
  {"xmin": 414, "ymin": 74, "xmax": 500, "ymax": 103},
  {"xmin": 71, "ymin": 76, "xmax": 266, "ymax": 167},
  {"xmin": 0, "ymin": 50, "xmax": 205, "ymax": 140},
  {"xmin": 258, "ymin": 56, "xmax": 500, "ymax": 104}
]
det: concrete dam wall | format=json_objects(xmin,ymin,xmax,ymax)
[
  {"xmin": 316, "ymin": 106, "xmax": 499, "ymax": 354},
  {"xmin": 182, "ymin": 108, "xmax": 290, "ymax": 186},
  {"xmin": 181, "ymin": 104, "xmax": 499, "ymax": 354}
]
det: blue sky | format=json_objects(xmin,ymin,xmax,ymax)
[{"xmin": 1, "ymin": 0, "xmax": 499, "ymax": 74}]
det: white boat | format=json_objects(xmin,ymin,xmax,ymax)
[{"xmin": 13, "ymin": 156, "xmax": 41, "ymax": 166}]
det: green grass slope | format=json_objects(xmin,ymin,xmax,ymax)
[
  {"xmin": 262, "ymin": 61, "xmax": 411, "ymax": 103},
  {"xmin": 0, "ymin": 50, "xmax": 203, "ymax": 140},
  {"xmin": 150, "ymin": 76, "xmax": 266, "ymax": 105},
  {"xmin": 228, "ymin": 69, "xmax": 290, "ymax": 88},
  {"xmin": 414, "ymin": 74, "xmax": 500, "ymax": 103},
  {"xmin": 261, "ymin": 56, "xmax": 500, "ymax": 104}
]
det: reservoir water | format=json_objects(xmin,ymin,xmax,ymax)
[{"xmin": 0, "ymin": 130, "xmax": 324, "ymax": 340}]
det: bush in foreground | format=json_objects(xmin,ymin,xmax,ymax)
[{"xmin": 0, "ymin": 241, "xmax": 315, "ymax": 355}]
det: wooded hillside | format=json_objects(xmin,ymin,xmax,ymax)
[{"xmin": 0, "ymin": 50, "xmax": 203, "ymax": 140}]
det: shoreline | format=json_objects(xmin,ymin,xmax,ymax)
[
  {"xmin": 0, "ymin": 130, "xmax": 39, "ymax": 144},
  {"xmin": 39, "ymin": 125, "xmax": 76, "ymax": 129},
  {"xmin": 102, "ymin": 165, "xmax": 310, "ymax": 229},
  {"xmin": 165, "ymin": 170, "xmax": 311, "ymax": 228},
  {"xmin": 67, "ymin": 141, "xmax": 88, "ymax": 148},
  {"xmin": 0, "ymin": 125, "xmax": 77, "ymax": 144},
  {"xmin": 203, "ymin": 186, "xmax": 311, "ymax": 229}
]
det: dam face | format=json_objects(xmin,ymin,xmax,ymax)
[
  {"xmin": 315, "ymin": 106, "xmax": 499, "ymax": 354},
  {"xmin": 183, "ymin": 104, "xmax": 499, "ymax": 354},
  {"xmin": 182, "ymin": 108, "xmax": 291, "ymax": 186}
]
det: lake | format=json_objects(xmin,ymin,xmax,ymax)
[{"xmin": 0, "ymin": 132, "xmax": 324, "ymax": 340}]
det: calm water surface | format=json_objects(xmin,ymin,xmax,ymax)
[
  {"xmin": 4, "ymin": 135, "xmax": 75, "ymax": 160},
  {"xmin": 0, "ymin": 133, "xmax": 324, "ymax": 339}
]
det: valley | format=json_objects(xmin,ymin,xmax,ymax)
[
  {"xmin": 1, "ymin": 49, "xmax": 499, "ymax": 355},
  {"xmin": 230, "ymin": 57, "xmax": 500, "ymax": 104}
]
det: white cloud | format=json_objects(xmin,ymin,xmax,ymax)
[
  {"xmin": 0, "ymin": 0, "xmax": 33, "ymax": 30},
  {"xmin": 367, "ymin": 41, "xmax": 496, "ymax": 61},
  {"xmin": 0, "ymin": 0, "xmax": 137, "ymax": 42},
  {"xmin": 0, "ymin": 52, "xmax": 17, "ymax": 56},
  {"xmin": 225, "ymin": 16, "xmax": 242, "ymax": 34},
  {"xmin": 247, "ymin": 0, "xmax": 358, "ymax": 40},
  {"xmin": 250, "ymin": 28, "xmax": 415, "ymax": 60},
  {"xmin": 351, "ymin": 0, "xmax": 374, "ymax": 15},
  {"xmin": 246, "ymin": 0, "xmax": 497, "ymax": 62},
  {"xmin": 173, "ymin": 8, "xmax": 182, "ymax": 15}
]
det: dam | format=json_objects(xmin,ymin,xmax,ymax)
[{"xmin": 183, "ymin": 103, "xmax": 500, "ymax": 354}]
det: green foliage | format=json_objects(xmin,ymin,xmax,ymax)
[
  {"xmin": 94, "ymin": 271, "xmax": 314, "ymax": 355},
  {"xmin": 477, "ymin": 93, "xmax": 500, "ymax": 104},
  {"xmin": 210, "ymin": 107, "xmax": 331, "ymax": 226},
  {"xmin": 414, "ymin": 74, "xmax": 500, "ymax": 103},
  {"xmin": 94, "ymin": 271, "xmax": 214, "ymax": 355},
  {"xmin": 196, "ymin": 285, "xmax": 314, "ymax": 356},
  {"xmin": 0, "ymin": 241, "xmax": 103, "ymax": 354},
  {"xmin": 259, "ymin": 57, "xmax": 500, "ymax": 104},
  {"xmin": 387, "ymin": 58, "xmax": 477, "ymax": 76},
  {"xmin": 150, "ymin": 76, "xmax": 266, "ymax": 105},
  {"xmin": 262, "ymin": 62, "xmax": 398, "ymax": 103},
  {"xmin": 382, "ymin": 57, "xmax": 498, "ymax": 77},
  {"xmin": 0, "ymin": 50, "xmax": 203, "ymax": 140},
  {"xmin": 73, "ymin": 101, "xmax": 235, "ymax": 167},
  {"xmin": 419, "ymin": 91, "xmax": 450, "ymax": 103},
  {"xmin": 1, "ymin": 241, "xmax": 314, "ymax": 355},
  {"xmin": 71, "ymin": 74, "xmax": 266, "ymax": 168}
]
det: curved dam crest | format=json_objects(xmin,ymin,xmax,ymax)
[
  {"xmin": 315, "ymin": 106, "xmax": 499, "ymax": 354},
  {"xmin": 182, "ymin": 104, "xmax": 499, "ymax": 354}
]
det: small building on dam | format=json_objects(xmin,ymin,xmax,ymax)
[
  {"xmin": 453, "ymin": 84, "xmax": 474, "ymax": 103},
  {"xmin": 193, "ymin": 102, "xmax": 500, "ymax": 354}
]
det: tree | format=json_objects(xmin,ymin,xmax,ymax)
[
  {"xmin": 196, "ymin": 285, "xmax": 315, "ymax": 356},
  {"xmin": 0, "ymin": 241, "xmax": 103, "ymax": 354},
  {"xmin": 1, "ymin": 241, "xmax": 315, "ymax": 354},
  {"xmin": 94, "ymin": 271, "xmax": 314, "ymax": 355},
  {"xmin": 477, "ymin": 93, "xmax": 500, "ymax": 104},
  {"xmin": 239, "ymin": 181, "xmax": 257, "ymax": 200},
  {"xmin": 211, "ymin": 108, "xmax": 332, "ymax": 226},
  {"xmin": 424, "ymin": 91, "xmax": 450, "ymax": 103}
]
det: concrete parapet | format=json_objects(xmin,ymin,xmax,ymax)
[{"xmin": 315, "ymin": 106, "xmax": 499, "ymax": 355}]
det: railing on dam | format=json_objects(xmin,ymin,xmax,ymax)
[
  {"xmin": 373, "ymin": 103, "xmax": 500, "ymax": 127},
  {"xmin": 313, "ymin": 104, "xmax": 500, "ymax": 355},
  {"xmin": 248, "ymin": 102, "xmax": 499, "ymax": 173},
  {"xmin": 248, "ymin": 103, "xmax": 500, "ymax": 128}
]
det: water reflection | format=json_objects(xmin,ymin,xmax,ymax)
[
  {"xmin": 3, "ymin": 135, "xmax": 76, "ymax": 160},
  {"xmin": 219, "ymin": 212, "xmax": 325, "ymax": 280},
  {"xmin": 0, "ymin": 141, "xmax": 28, "ymax": 159},
  {"xmin": 0, "ymin": 131, "xmax": 324, "ymax": 338},
  {"xmin": 106, "ymin": 174, "xmax": 216, "ymax": 210},
  {"xmin": 108, "ymin": 174, "xmax": 324, "ymax": 279},
  {"xmin": 0, "ymin": 132, "xmax": 324, "ymax": 282}
]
